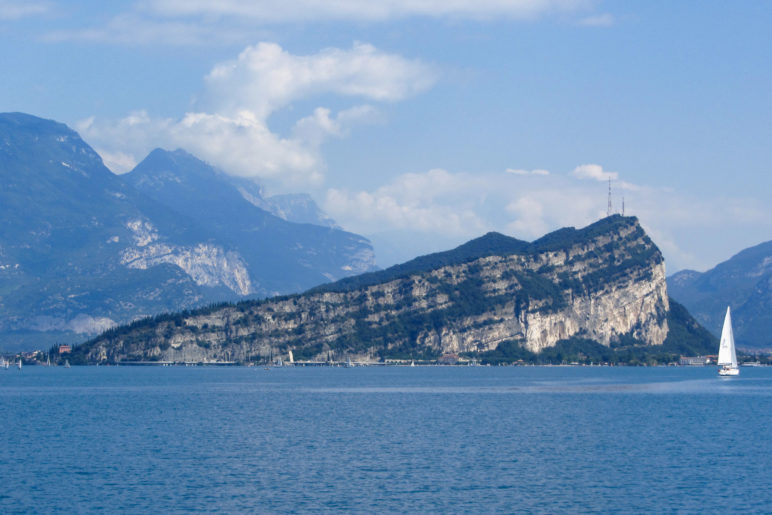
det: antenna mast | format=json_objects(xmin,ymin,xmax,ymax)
[
  {"xmin": 622, "ymin": 196, "xmax": 625, "ymax": 216},
  {"xmin": 606, "ymin": 178, "xmax": 613, "ymax": 217}
]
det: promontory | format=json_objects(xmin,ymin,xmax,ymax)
[{"xmin": 74, "ymin": 215, "xmax": 715, "ymax": 364}]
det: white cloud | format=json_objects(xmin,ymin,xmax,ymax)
[
  {"xmin": 292, "ymin": 105, "xmax": 379, "ymax": 147},
  {"xmin": 97, "ymin": 149, "xmax": 138, "ymax": 174},
  {"xmin": 175, "ymin": 111, "xmax": 324, "ymax": 182},
  {"xmin": 504, "ymin": 187, "xmax": 599, "ymax": 239},
  {"xmin": 141, "ymin": 0, "xmax": 593, "ymax": 23},
  {"xmin": 323, "ymin": 168, "xmax": 600, "ymax": 242},
  {"xmin": 572, "ymin": 163, "xmax": 617, "ymax": 181},
  {"xmin": 78, "ymin": 42, "xmax": 434, "ymax": 186},
  {"xmin": 325, "ymin": 169, "xmax": 490, "ymax": 236},
  {"xmin": 204, "ymin": 42, "xmax": 438, "ymax": 118},
  {"xmin": 80, "ymin": 110, "xmax": 323, "ymax": 184},
  {"xmin": 0, "ymin": 1, "xmax": 48, "ymax": 20}
]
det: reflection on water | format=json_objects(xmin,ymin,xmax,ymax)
[{"xmin": 303, "ymin": 379, "xmax": 771, "ymax": 395}]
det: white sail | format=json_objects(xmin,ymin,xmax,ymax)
[{"xmin": 717, "ymin": 306, "xmax": 737, "ymax": 367}]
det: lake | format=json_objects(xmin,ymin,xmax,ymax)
[{"xmin": 1, "ymin": 366, "xmax": 770, "ymax": 513}]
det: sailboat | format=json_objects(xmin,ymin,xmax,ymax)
[{"xmin": 717, "ymin": 306, "xmax": 739, "ymax": 376}]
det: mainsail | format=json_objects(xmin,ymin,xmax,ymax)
[{"xmin": 717, "ymin": 306, "xmax": 737, "ymax": 368}]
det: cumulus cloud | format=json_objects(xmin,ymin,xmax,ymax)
[
  {"xmin": 97, "ymin": 149, "xmax": 139, "ymax": 175},
  {"xmin": 323, "ymin": 167, "xmax": 598, "ymax": 241},
  {"xmin": 79, "ymin": 42, "xmax": 434, "ymax": 184},
  {"xmin": 504, "ymin": 189, "xmax": 599, "ymax": 239},
  {"xmin": 292, "ymin": 105, "xmax": 379, "ymax": 147},
  {"xmin": 79, "ymin": 109, "xmax": 323, "ymax": 183},
  {"xmin": 325, "ymin": 169, "xmax": 490, "ymax": 235},
  {"xmin": 142, "ymin": 0, "xmax": 593, "ymax": 23},
  {"xmin": 204, "ymin": 42, "xmax": 437, "ymax": 118},
  {"xmin": 571, "ymin": 163, "xmax": 617, "ymax": 181}
]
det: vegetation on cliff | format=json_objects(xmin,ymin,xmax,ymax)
[{"xmin": 312, "ymin": 214, "xmax": 655, "ymax": 295}]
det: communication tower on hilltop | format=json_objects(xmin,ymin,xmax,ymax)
[{"xmin": 606, "ymin": 178, "xmax": 613, "ymax": 217}]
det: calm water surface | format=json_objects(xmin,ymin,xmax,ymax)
[{"xmin": 1, "ymin": 366, "xmax": 770, "ymax": 513}]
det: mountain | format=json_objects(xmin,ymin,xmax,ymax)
[
  {"xmin": 0, "ymin": 113, "xmax": 375, "ymax": 351},
  {"xmin": 125, "ymin": 148, "xmax": 375, "ymax": 294},
  {"xmin": 668, "ymin": 240, "xmax": 772, "ymax": 350},
  {"xmin": 264, "ymin": 193, "xmax": 339, "ymax": 228},
  {"xmin": 230, "ymin": 177, "xmax": 339, "ymax": 228},
  {"xmin": 75, "ymin": 215, "xmax": 717, "ymax": 364}
]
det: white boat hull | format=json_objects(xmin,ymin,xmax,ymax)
[{"xmin": 718, "ymin": 366, "xmax": 739, "ymax": 376}]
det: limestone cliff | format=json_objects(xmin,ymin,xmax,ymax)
[{"xmin": 80, "ymin": 215, "xmax": 670, "ymax": 363}]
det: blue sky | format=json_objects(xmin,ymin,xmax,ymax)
[{"xmin": 1, "ymin": 1, "xmax": 771, "ymax": 271}]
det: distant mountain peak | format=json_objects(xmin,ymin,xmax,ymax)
[
  {"xmin": 145, "ymin": 147, "xmax": 201, "ymax": 165},
  {"xmin": 132, "ymin": 147, "xmax": 220, "ymax": 179},
  {"xmin": 668, "ymin": 238, "xmax": 772, "ymax": 349},
  {"xmin": 0, "ymin": 112, "xmax": 107, "ymax": 178},
  {"xmin": 263, "ymin": 192, "xmax": 340, "ymax": 228}
]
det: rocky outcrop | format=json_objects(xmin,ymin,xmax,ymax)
[
  {"xmin": 121, "ymin": 219, "xmax": 253, "ymax": 295},
  {"xmin": 81, "ymin": 216, "xmax": 671, "ymax": 363}
]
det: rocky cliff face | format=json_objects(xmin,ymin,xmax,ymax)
[
  {"xmin": 81, "ymin": 216, "xmax": 670, "ymax": 363},
  {"xmin": 120, "ymin": 218, "xmax": 253, "ymax": 295}
]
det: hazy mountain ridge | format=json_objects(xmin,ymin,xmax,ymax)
[
  {"xmin": 125, "ymin": 148, "xmax": 376, "ymax": 293},
  {"xmin": 0, "ymin": 113, "xmax": 376, "ymax": 351},
  {"xmin": 75, "ymin": 215, "xmax": 715, "ymax": 365},
  {"xmin": 668, "ymin": 240, "xmax": 772, "ymax": 350},
  {"xmin": 231, "ymin": 177, "xmax": 339, "ymax": 228}
]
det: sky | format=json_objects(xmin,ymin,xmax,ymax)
[{"xmin": 1, "ymin": 0, "xmax": 771, "ymax": 272}]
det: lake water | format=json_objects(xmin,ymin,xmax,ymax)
[{"xmin": 1, "ymin": 366, "xmax": 770, "ymax": 513}]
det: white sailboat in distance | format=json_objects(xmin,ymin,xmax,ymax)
[{"xmin": 717, "ymin": 306, "xmax": 739, "ymax": 376}]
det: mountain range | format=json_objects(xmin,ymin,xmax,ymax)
[
  {"xmin": 668, "ymin": 240, "xmax": 772, "ymax": 350},
  {"xmin": 0, "ymin": 112, "xmax": 375, "ymax": 352}
]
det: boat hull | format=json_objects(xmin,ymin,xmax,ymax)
[{"xmin": 718, "ymin": 366, "xmax": 740, "ymax": 376}]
